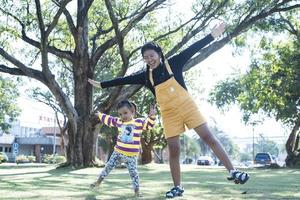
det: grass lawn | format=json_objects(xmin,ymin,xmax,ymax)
[{"xmin": 0, "ymin": 163, "xmax": 300, "ymax": 200}]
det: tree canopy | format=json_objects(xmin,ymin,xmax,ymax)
[{"xmin": 0, "ymin": 77, "xmax": 20, "ymax": 132}]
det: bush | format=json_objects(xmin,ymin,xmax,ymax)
[
  {"xmin": 94, "ymin": 157, "xmax": 105, "ymax": 167},
  {"xmin": 52, "ymin": 155, "xmax": 66, "ymax": 164},
  {"xmin": 0, "ymin": 152, "xmax": 8, "ymax": 163},
  {"xmin": 42, "ymin": 154, "xmax": 66, "ymax": 164},
  {"xmin": 42, "ymin": 154, "xmax": 53, "ymax": 164},
  {"xmin": 27, "ymin": 155, "xmax": 36, "ymax": 163},
  {"xmin": 16, "ymin": 155, "xmax": 29, "ymax": 164}
]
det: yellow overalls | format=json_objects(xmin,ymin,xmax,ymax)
[{"xmin": 149, "ymin": 61, "xmax": 206, "ymax": 138}]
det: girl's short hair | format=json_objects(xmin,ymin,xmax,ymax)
[{"xmin": 116, "ymin": 100, "xmax": 136, "ymax": 113}]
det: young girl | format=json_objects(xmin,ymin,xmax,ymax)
[
  {"xmin": 90, "ymin": 100, "xmax": 156, "ymax": 197},
  {"xmin": 88, "ymin": 23, "xmax": 249, "ymax": 198}
]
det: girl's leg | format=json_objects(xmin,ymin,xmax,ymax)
[
  {"xmin": 167, "ymin": 136, "xmax": 181, "ymax": 186},
  {"xmin": 124, "ymin": 155, "xmax": 140, "ymax": 196},
  {"xmin": 91, "ymin": 151, "xmax": 120, "ymax": 187},
  {"xmin": 194, "ymin": 123, "xmax": 234, "ymax": 171}
]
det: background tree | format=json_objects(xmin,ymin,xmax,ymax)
[
  {"xmin": 255, "ymin": 135, "xmax": 279, "ymax": 156},
  {"xmin": 0, "ymin": 76, "xmax": 20, "ymax": 132},
  {"xmin": 209, "ymin": 11, "xmax": 300, "ymax": 166},
  {"xmin": 0, "ymin": 0, "xmax": 299, "ymax": 167},
  {"xmin": 197, "ymin": 123, "xmax": 239, "ymax": 160},
  {"xmin": 181, "ymin": 134, "xmax": 201, "ymax": 163}
]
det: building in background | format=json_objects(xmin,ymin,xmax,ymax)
[{"xmin": 0, "ymin": 96, "xmax": 64, "ymax": 162}]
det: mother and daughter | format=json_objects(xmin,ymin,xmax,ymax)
[{"xmin": 89, "ymin": 23, "xmax": 249, "ymax": 198}]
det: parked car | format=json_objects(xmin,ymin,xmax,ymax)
[
  {"xmin": 254, "ymin": 152, "xmax": 276, "ymax": 165},
  {"xmin": 197, "ymin": 156, "xmax": 214, "ymax": 165}
]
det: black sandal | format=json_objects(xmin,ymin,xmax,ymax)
[
  {"xmin": 165, "ymin": 186, "xmax": 184, "ymax": 198},
  {"xmin": 228, "ymin": 170, "xmax": 250, "ymax": 184}
]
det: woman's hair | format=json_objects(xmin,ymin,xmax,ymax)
[
  {"xmin": 141, "ymin": 42, "xmax": 166, "ymax": 85},
  {"xmin": 116, "ymin": 100, "xmax": 136, "ymax": 113},
  {"xmin": 141, "ymin": 42, "xmax": 166, "ymax": 64}
]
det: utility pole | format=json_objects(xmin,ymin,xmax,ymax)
[
  {"xmin": 53, "ymin": 114, "xmax": 56, "ymax": 155},
  {"xmin": 250, "ymin": 120, "xmax": 262, "ymax": 163},
  {"xmin": 252, "ymin": 126, "xmax": 255, "ymax": 162}
]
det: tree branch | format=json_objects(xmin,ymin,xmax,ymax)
[
  {"xmin": 96, "ymin": 85, "xmax": 142, "ymax": 113},
  {"xmin": 91, "ymin": 0, "xmax": 167, "ymax": 68},
  {"xmin": 61, "ymin": 6, "xmax": 77, "ymax": 37},
  {"xmin": 279, "ymin": 14, "xmax": 299, "ymax": 36},
  {"xmin": 90, "ymin": 1, "xmax": 151, "ymax": 54},
  {"xmin": 35, "ymin": 0, "xmax": 46, "ymax": 39},
  {"xmin": 45, "ymin": 0, "xmax": 72, "ymax": 38},
  {"xmin": 166, "ymin": 0, "xmax": 229, "ymax": 57},
  {"xmin": 77, "ymin": 0, "xmax": 94, "ymax": 27},
  {"xmin": 104, "ymin": 0, "xmax": 129, "ymax": 76},
  {"xmin": 21, "ymin": 32, "xmax": 73, "ymax": 60},
  {"xmin": 0, "ymin": 47, "xmax": 45, "ymax": 80},
  {"xmin": 128, "ymin": 14, "xmax": 200, "ymax": 59},
  {"xmin": 0, "ymin": 7, "xmax": 73, "ymax": 60},
  {"xmin": 184, "ymin": 2, "xmax": 300, "ymax": 71},
  {"xmin": 0, "ymin": 64, "xmax": 26, "ymax": 76}
]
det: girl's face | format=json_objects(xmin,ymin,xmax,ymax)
[
  {"xmin": 143, "ymin": 49, "xmax": 161, "ymax": 69},
  {"xmin": 117, "ymin": 106, "xmax": 134, "ymax": 122}
]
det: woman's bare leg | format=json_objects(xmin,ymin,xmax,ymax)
[
  {"xmin": 194, "ymin": 123, "xmax": 234, "ymax": 171},
  {"xmin": 167, "ymin": 136, "xmax": 181, "ymax": 186}
]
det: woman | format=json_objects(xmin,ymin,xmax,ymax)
[{"xmin": 88, "ymin": 23, "xmax": 249, "ymax": 198}]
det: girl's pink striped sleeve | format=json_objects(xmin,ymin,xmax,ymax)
[{"xmin": 98, "ymin": 113, "xmax": 119, "ymax": 127}]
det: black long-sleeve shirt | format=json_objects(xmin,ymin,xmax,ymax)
[{"xmin": 101, "ymin": 34, "xmax": 214, "ymax": 95}]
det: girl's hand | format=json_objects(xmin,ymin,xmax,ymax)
[
  {"xmin": 211, "ymin": 22, "xmax": 226, "ymax": 39},
  {"xmin": 149, "ymin": 105, "xmax": 157, "ymax": 117},
  {"xmin": 88, "ymin": 78, "xmax": 102, "ymax": 88}
]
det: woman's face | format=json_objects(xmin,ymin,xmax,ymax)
[{"xmin": 143, "ymin": 49, "xmax": 161, "ymax": 69}]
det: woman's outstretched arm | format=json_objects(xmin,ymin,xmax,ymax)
[
  {"xmin": 88, "ymin": 71, "xmax": 145, "ymax": 89},
  {"xmin": 170, "ymin": 23, "xmax": 226, "ymax": 68}
]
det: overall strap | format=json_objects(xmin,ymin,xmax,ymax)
[
  {"xmin": 149, "ymin": 69, "xmax": 154, "ymax": 86},
  {"xmin": 148, "ymin": 60, "xmax": 173, "ymax": 86},
  {"xmin": 165, "ymin": 61, "xmax": 174, "ymax": 76}
]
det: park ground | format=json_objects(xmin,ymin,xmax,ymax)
[{"xmin": 0, "ymin": 163, "xmax": 300, "ymax": 200}]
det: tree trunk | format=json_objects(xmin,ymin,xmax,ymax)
[
  {"xmin": 60, "ymin": 0, "xmax": 95, "ymax": 168},
  {"xmin": 141, "ymin": 146, "xmax": 153, "ymax": 164},
  {"xmin": 153, "ymin": 148, "xmax": 164, "ymax": 163},
  {"xmin": 285, "ymin": 116, "xmax": 300, "ymax": 167},
  {"xmin": 141, "ymin": 138, "xmax": 153, "ymax": 164}
]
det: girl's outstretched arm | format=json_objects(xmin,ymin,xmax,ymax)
[{"xmin": 97, "ymin": 112, "xmax": 119, "ymax": 127}]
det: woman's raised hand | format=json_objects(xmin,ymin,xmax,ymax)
[
  {"xmin": 211, "ymin": 22, "xmax": 226, "ymax": 39},
  {"xmin": 88, "ymin": 78, "xmax": 102, "ymax": 88}
]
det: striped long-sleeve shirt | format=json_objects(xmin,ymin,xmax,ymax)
[{"xmin": 98, "ymin": 113, "xmax": 156, "ymax": 156}]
